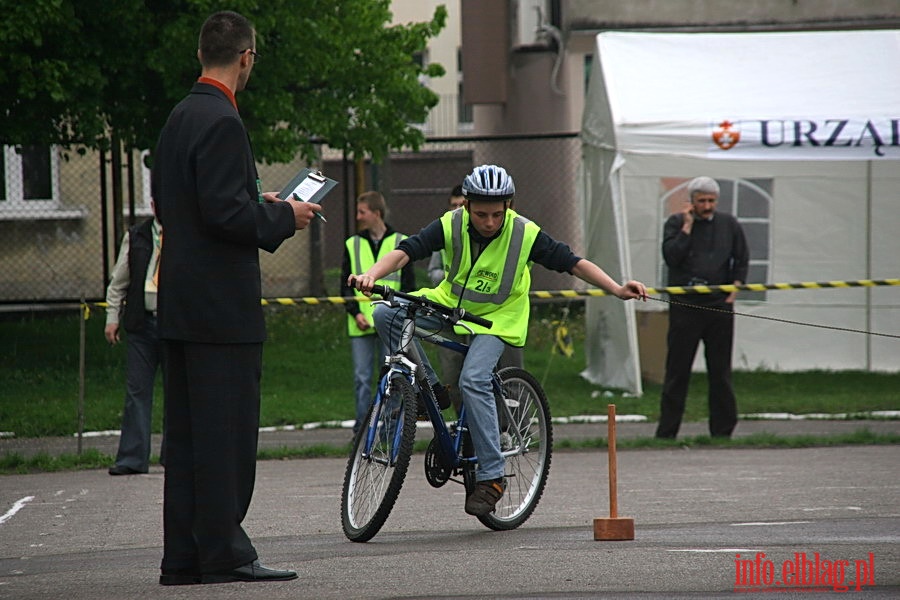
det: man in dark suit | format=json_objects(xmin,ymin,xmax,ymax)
[{"xmin": 151, "ymin": 10, "xmax": 321, "ymax": 586}]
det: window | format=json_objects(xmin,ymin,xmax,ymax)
[
  {"xmin": 412, "ymin": 50, "xmax": 429, "ymax": 87},
  {"xmin": 658, "ymin": 177, "xmax": 772, "ymax": 301},
  {"xmin": 584, "ymin": 54, "xmax": 593, "ymax": 95},
  {"xmin": 136, "ymin": 149, "xmax": 154, "ymax": 216},
  {"xmin": 457, "ymin": 48, "xmax": 473, "ymax": 126},
  {"xmin": 1, "ymin": 144, "xmax": 61, "ymax": 215}
]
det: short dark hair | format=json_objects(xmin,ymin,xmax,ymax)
[
  {"xmin": 450, "ymin": 185, "xmax": 463, "ymax": 197},
  {"xmin": 198, "ymin": 11, "xmax": 255, "ymax": 68}
]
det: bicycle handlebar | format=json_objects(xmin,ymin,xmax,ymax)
[{"xmin": 368, "ymin": 284, "xmax": 493, "ymax": 329}]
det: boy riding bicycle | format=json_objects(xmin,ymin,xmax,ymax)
[{"xmin": 349, "ymin": 164, "xmax": 647, "ymax": 516}]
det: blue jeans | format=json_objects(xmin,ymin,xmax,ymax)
[
  {"xmin": 350, "ymin": 334, "xmax": 387, "ymax": 433},
  {"xmin": 373, "ymin": 302, "xmax": 506, "ymax": 482}
]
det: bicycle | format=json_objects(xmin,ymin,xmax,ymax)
[{"xmin": 340, "ymin": 284, "xmax": 553, "ymax": 542}]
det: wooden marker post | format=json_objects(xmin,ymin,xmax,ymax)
[{"xmin": 593, "ymin": 404, "xmax": 634, "ymax": 540}]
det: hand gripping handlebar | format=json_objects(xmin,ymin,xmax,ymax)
[{"xmin": 368, "ymin": 284, "xmax": 493, "ymax": 330}]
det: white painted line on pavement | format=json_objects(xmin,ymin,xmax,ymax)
[
  {"xmin": 555, "ymin": 414, "xmax": 648, "ymax": 423},
  {"xmin": 49, "ymin": 408, "xmax": 900, "ymax": 440},
  {"xmin": 731, "ymin": 521, "xmax": 812, "ymax": 526},
  {"xmin": 0, "ymin": 496, "xmax": 35, "ymax": 525},
  {"xmin": 668, "ymin": 548, "xmax": 759, "ymax": 553}
]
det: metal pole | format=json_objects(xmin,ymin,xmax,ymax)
[
  {"xmin": 865, "ymin": 161, "xmax": 872, "ymax": 371},
  {"xmin": 77, "ymin": 296, "xmax": 86, "ymax": 455}
]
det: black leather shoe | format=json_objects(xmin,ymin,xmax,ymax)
[
  {"xmin": 159, "ymin": 569, "xmax": 201, "ymax": 586},
  {"xmin": 108, "ymin": 465, "xmax": 146, "ymax": 476},
  {"xmin": 202, "ymin": 560, "xmax": 298, "ymax": 583}
]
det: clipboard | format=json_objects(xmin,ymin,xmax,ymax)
[{"xmin": 279, "ymin": 168, "xmax": 338, "ymax": 205}]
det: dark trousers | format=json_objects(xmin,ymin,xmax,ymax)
[
  {"xmin": 160, "ymin": 340, "xmax": 262, "ymax": 574},
  {"xmin": 656, "ymin": 302, "xmax": 737, "ymax": 438},
  {"xmin": 114, "ymin": 313, "xmax": 163, "ymax": 472}
]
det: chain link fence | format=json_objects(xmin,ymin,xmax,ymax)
[
  {"xmin": 0, "ymin": 133, "xmax": 581, "ymax": 306},
  {"xmin": 1, "ymin": 134, "xmax": 586, "ymax": 424}
]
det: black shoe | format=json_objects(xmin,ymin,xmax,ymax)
[
  {"xmin": 159, "ymin": 569, "xmax": 201, "ymax": 586},
  {"xmin": 432, "ymin": 383, "xmax": 451, "ymax": 411},
  {"xmin": 108, "ymin": 465, "xmax": 146, "ymax": 476},
  {"xmin": 202, "ymin": 560, "xmax": 298, "ymax": 584}
]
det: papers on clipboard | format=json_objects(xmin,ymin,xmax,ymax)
[{"xmin": 279, "ymin": 168, "xmax": 338, "ymax": 205}]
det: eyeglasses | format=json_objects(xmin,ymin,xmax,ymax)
[{"xmin": 240, "ymin": 49, "xmax": 260, "ymax": 64}]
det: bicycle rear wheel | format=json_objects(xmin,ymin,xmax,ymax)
[
  {"xmin": 477, "ymin": 367, "xmax": 552, "ymax": 531},
  {"xmin": 341, "ymin": 376, "xmax": 418, "ymax": 542}
]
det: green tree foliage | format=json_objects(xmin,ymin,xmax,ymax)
[{"xmin": 0, "ymin": 0, "xmax": 446, "ymax": 162}]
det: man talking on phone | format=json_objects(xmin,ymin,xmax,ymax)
[{"xmin": 656, "ymin": 176, "xmax": 749, "ymax": 439}]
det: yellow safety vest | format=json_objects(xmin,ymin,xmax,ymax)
[
  {"xmin": 346, "ymin": 232, "xmax": 406, "ymax": 336},
  {"xmin": 422, "ymin": 208, "xmax": 538, "ymax": 346}
]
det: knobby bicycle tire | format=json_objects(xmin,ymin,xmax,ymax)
[
  {"xmin": 477, "ymin": 367, "xmax": 553, "ymax": 531},
  {"xmin": 340, "ymin": 376, "xmax": 418, "ymax": 542}
]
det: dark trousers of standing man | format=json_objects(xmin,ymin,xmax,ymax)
[
  {"xmin": 160, "ymin": 340, "xmax": 262, "ymax": 574},
  {"xmin": 113, "ymin": 313, "xmax": 163, "ymax": 473},
  {"xmin": 656, "ymin": 302, "xmax": 737, "ymax": 439}
]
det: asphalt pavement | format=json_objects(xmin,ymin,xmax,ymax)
[{"xmin": 1, "ymin": 420, "xmax": 899, "ymax": 599}]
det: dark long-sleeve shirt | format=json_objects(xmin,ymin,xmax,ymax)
[
  {"xmin": 662, "ymin": 212, "xmax": 749, "ymax": 306},
  {"xmin": 398, "ymin": 215, "xmax": 582, "ymax": 277}
]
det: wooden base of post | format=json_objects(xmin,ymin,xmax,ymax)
[
  {"xmin": 593, "ymin": 403, "xmax": 635, "ymax": 541},
  {"xmin": 593, "ymin": 516, "xmax": 635, "ymax": 541}
]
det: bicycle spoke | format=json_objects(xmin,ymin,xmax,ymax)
[
  {"xmin": 341, "ymin": 377, "xmax": 418, "ymax": 542},
  {"xmin": 477, "ymin": 367, "xmax": 553, "ymax": 530}
]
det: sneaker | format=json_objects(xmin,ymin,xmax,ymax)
[{"xmin": 465, "ymin": 478, "xmax": 506, "ymax": 516}]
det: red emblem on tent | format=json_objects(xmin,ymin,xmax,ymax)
[{"xmin": 712, "ymin": 120, "xmax": 741, "ymax": 150}]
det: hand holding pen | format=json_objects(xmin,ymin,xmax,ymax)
[
  {"xmin": 270, "ymin": 192, "xmax": 322, "ymax": 230},
  {"xmin": 292, "ymin": 192, "xmax": 327, "ymax": 223}
]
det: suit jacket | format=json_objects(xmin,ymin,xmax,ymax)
[{"xmin": 151, "ymin": 81, "xmax": 295, "ymax": 343}]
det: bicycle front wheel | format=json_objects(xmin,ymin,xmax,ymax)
[
  {"xmin": 341, "ymin": 376, "xmax": 418, "ymax": 542},
  {"xmin": 477, "ymin": 367, "xmax": 553, "ymax": 531}
]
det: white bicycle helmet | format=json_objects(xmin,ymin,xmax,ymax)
[{"xmin": 462, "ymin": 164, "xmax": 515, "ymax": 200}]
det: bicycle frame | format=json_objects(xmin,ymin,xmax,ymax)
[
  {"xmin": 362, "ymin": 297, "xmax": 522, "ymax": 472},
  {"xmin": 342, "ymin": 284, "xmax": 553, "ymax": 541}
]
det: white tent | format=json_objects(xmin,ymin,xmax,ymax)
[{"xmin": 581, "ymin": 30, "xmax": 900, "ymax": 394}]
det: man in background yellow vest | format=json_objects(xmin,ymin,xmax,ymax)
[
  {"xmin": 349, "ymin": 164, "xmax": 647, "ymax": 516},
  {"xmin": 340, "ymin": 191, "xmax": 416, "ymax": 433}
]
